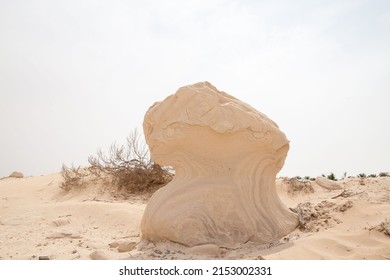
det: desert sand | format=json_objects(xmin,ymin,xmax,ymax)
[{"xmin": 1, "ymin": 173, "xmax": 389, "ymax": 260}]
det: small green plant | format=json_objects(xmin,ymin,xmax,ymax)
[
  {"xmin": 358, "ymin": 173, "xmax": 367, "ymax": 178},
  {"xmin": 327, "ymin": 172, "xmax": 337, "ymax": 181},
  {"xmin": 379, "ymin": 172, "xmax": 389, "ymax": 177},
  {"xmin": 303, "ymin": 176, "xmax": 311, "ymax": 180},
  {"xmin": 368, "ymin": 174, "xmax": 377, "ymax": 178}
]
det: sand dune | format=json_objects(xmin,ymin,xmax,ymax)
[{"xmin": 0, "ymin": 173, "xmax": 389, "ymax": 260}]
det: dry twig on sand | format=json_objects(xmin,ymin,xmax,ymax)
[
  {"xmin": 331, "ymin": 189, "xmax": 365, "ymax": 199},
  {"xmin": 377, "ymin": 221, "xmax": 390, "ymax": 236},
  {"xmin": 368, "ymin": 220, "xmax": 390, "ymax": 237}
]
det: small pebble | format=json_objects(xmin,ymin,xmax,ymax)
[
  {"xmin": 89, "ymin": 251, "xmax": 108, "ymax": 260},
  {"xmin": 117, "ymin": 241, "xmax": 136, "ymax": 253}
]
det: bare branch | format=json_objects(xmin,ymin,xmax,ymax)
[{"xmin": 62, "ymin": 129, "xmax": 173, "ymax": 194}]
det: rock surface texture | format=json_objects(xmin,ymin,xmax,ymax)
[{"xmin": 141, "ymin": 82, "xmax": 298, "ymax": 247}]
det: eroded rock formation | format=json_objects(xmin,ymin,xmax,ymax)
[
  {"xmin": 315, "ymin": 176, "xmax": 342, "ymax": 190},
  {"xmin": 141, "ymin": 82, "xmax": 298, "ymax": 247}
]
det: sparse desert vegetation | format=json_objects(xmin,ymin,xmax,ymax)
[
  {"xmin": 60, "ymin": 130, "xmax": 390, "ymax": 199},
  {"xmin": 358, "ymin": 173, "xmax": 367, "ymax": 178},
  {"xmin": 292, "ymin": 172, "xmax": 390, "ymax": 182},
  {"xmin": 60, "ymin": 129, "xmax": 173, "ymax": 194},
  {"xmin": 61, "ymin": 140, "xmax": 390, "ymax": 197},
  {"xmin": 326, "ymin": 172, "xmax": 337, "ymax": 181},
  {"xmin": 60, "ymin": 164, "xmax": 89, "ymax": 191}
]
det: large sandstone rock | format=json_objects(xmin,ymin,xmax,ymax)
[{"xmin": 141, "ymin": 82, "xmax": 298, "ymax": 247}]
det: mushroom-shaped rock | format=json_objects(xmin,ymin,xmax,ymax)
[{"xmin": 141, "ymin": 82, "xmax": 298, "ymax": 247}]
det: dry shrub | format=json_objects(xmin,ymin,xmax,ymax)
[
  {"xmin": 61, "ymin": 129, "xmax": 173, "ymax": 194},
  {"xmin": 60, "ymin": 164, "xmax": 89, "ymax": 191},
  {"xmin": 375, "ymin": 221, "xmax": 390, "ymax": 236},
  {"xmin": 283, "ymin": 177, "xmax": 314, "ymax": 195},
  {"xmin": 368, "ymin": 220, "xmax": 390, "ymax": 237},
  {"xmin": 378, "ymin": 221, "xmax": 390, "ymax": 236}
]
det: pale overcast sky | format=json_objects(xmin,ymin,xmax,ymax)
[{"xmin": 1, "ymin": 0, "xmax": 389, "ymax": 178}]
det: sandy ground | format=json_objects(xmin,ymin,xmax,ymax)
[{"xmin": 0, "ymin": 173, "xmax": 389, "ymax": 260}]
